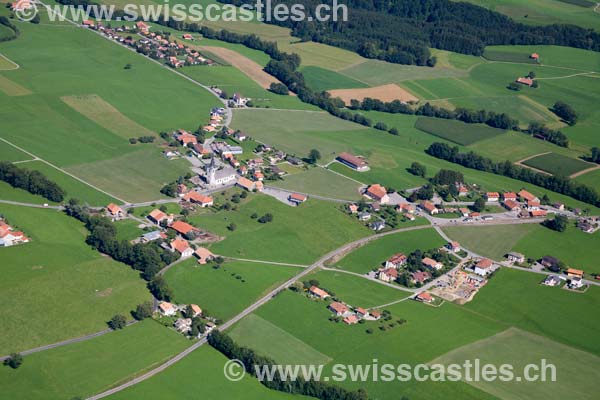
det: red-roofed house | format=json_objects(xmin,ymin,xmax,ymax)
[
  {"xmin": 158, "ymin": 301, "xmax": 176, "ymax": 316},
  {"xmin": 343, "ymin": 315, "xmax": 359, "ymax": 325},
  {"xmin": 396, "ymin": 203, "xmax": 415, "ymax": 214},
  {"xmin": 136, "ymin": 21, "xmax": 150, "ymax": 33},
  {"xmin": 355, "ymin": 307, "xmax": 368, "ymax": 318},
  {"xmin": 502, "ymin": 192, "xmax": 517, "ymax": 201},
  {"xmin": 422, "ymin": 257, "xmax": 443, "ymax": 271},
  {"xmin": 190, "ymin": 304, "xmax": 202, "ymax": 317},
  {"xmin": 169, "ymin": 220, "xmax": 197, "ymax": 236},
  {"xmin": 459, "ymin": 207, "xmax": 470, "ymax": 217},
  {"xmin": 530, "ymin": 53, "xmax": 539, "ymax": 60},
  {"xmin": 365, "ymin": 184, "xmax": 389, "ymax": 204},
  {"xmin": 195, "ymin": 247, "xmax": 215, "ymax": 264},
  {"xmin": 176, "ymin": 131, "xmax": 197, "ymax": 147},
  {"xmin": 503, "ymin": 199, "xmax": 521, "ymax": 212},
  {"xmin": 516, "ymin": 77, "xmax": 534, "ymax": 87},
  {"xmin": 519, "ymin": 190, "xmax": 539, "ymax": 203},
  {"xmin": 530, "ymin": 209, "xmax": 547, "ymax": 218},
  {"xmin": 183, "ymin": 192, "xmax": 214, "ymax": 207},
  {"xmin": 106, "ymin": 203, "xmax": 125, "ymax": 220},
  {"xmin": 309, "ymin": 286, "xmax": 330, "ymax": 299},
  {"xmin": 348, "ymin": 204, "xmax": 359, "ymax": 214},
  {"xmin": 411, "ymin": 271, "xmax": 431, "ymax": 285},
  {"xmin": 329, "ymin": 302, "xmax": 349, "ymax": 316},
  {"xmin": 486, "ymin": 192, "xmax": 499, "ymax": 202},
  {"xmin": 237, "ymin": 176, "xmax": 261, "ymax": 192},
  {"xmin": 171, "ymin": 238, "xmax": 194, "ymax": 258},
  {"xmin": 446, "ymin": 241, "xmax": 461, "ymax": 253},
  {"xmin": 378, "ymin": 268, "xmax": 398, "ymax": 282},
  {"xmin": 289, "ymin": 193, "xmax": 308, "ymax": 204},
  {"xmin": 415, "ymin": 292, "xmax": 433, "ymax": 303},
  {"xmin": 474, "ymin": 258, "xmax": 493, "ymax": 276},
  {"xmin": 420, "ymin": 200, "xmax": 439, "ymax": 215},
  {"xmin": 385, "ymin": 253, "xmax": 407, "ymax": 269},
  {"xmin": 148, "ymin": 209, "xmax": 174, "ymax": 225}
]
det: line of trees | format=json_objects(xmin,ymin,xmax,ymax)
[
  {"xmin": 425, "ymin": 142, "xmax": 600, "ymax": 207},
  {"xmin": 0, "ymin": 161, "xmax": 66, "ymax": 202},
  {"xmin": 0, "ymin": 16, "xmax": 19, "ymax": 42},
  {"xmin": 208, "ymin": 330, "xmax": 369, "ymax": 400},
  {"xmin": 219, "ymin": 0, "xmax": 600, "ymax": 66},
  {"xmin": 63, "ymin": 199, "xmax": 177, "ymax": 296}
]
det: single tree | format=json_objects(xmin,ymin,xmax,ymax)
[
  {"xmin": 307, "ymin": 149, "xmax": 321, "ymax": 164},
  {"xmin": 472, "ymin": 197, "xmax": 486, "ymax": 212},
  {"xmin": 134, "ymin": 301, "xmax": 153, "ymax": 320},
  {"xmin": 4, "ymin": 353, "xmax": 23, "ymax": 369},
  {"xmin": 108, "ymin": 314, "xmax": 127, "ymax": 330}
]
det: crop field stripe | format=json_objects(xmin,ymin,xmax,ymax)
[
  {"xmin": 61, "ymin": 95, "xmax": 156, "ymax": 139},
  {"xmin": 0, "ymin": 74, "xmax": 32, "ymax": 96},
  {"xmin": 0, "ymin": 53, "xmax": 19, "ymax": 70},
  {"xmin": 521, "ymin": 152, "xmax": 594, "ymax": 176},
  {"xmin": 414, "ymin": 117, "xmax": 506, "ymax": 145}
]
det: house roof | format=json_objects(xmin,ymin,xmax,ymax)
[
  {"xmin": 159, "ymin": 301, "xmax": 175, "ymax": 313},
  {"xmin": 382, "ymin": 267, "xmax": 398, "ymax": 278},
  {"xmin": 190, "ymin": 304, "xmax": 202, "ymax": 315},
  {"xmin": 184, "ymin": 191, "xmax": 213, "ymax": 204},
  {"xmin": 449, "ymin": 241, "xmax": 460, "ymax": 248},
  {"xmin": 518, "ymin": 190, "xmax": 537, "ymax": 202},
  {"xmin": 530, "ymin": 210, "xmax": 547, "ymax": 217},
  {"xmin": 237, "ymin": 176, "xmax": 255, "ymax": 191},
  {"xmin": 195, "ymin": 247, "xmax": 215, "ymax": 260},
  {"xmin": 170, "ymin": 220, "xmax": 196, "ymax": 235},
  {"xmin": 504, "ymin": 200, "xmax": 520, "ymax": 209},
  {"xmin": 416, "ymin": 292, "xmax": 433, "ymax": 302},
  {"xmin": 343, "ymin": 315, "xmax": 359, "ymax": 324},
  {"xmin": 366, "ymin": 184, "xmax": 387, "ymax": 200},
  {"xmin": 567, "ymin": 268, "xmax": 584, "ymax": 276},
  {"xmin": 309, "ymin": 286, "xmax": 329, "ymax": 298},
  {"xmin": 486, "ymin": 192, "xmax": 499, "ymax": 198},
  {"xmin": 106, "ymin": 203, "xmax": 123, "ymax": 215},
  {"xmin": 355, "ymin": 307, "xmax": 367, "ymax": 315},
  {"xmin": 329, "ymin": 302, "xmax": 349, "ymax": 314},
  {"xmin": 421, "ymin": 200, "xmax": 437, "ymax": 212},
  {"xmin": 337, "ymin": 152, "xmax": 368, "ymax": 168},
  {"xmin": 516, "ymin": 77, "xmax": 534, "ymax": 86},
  {"xmin": 171, "ymin": 238, "xmax": 191, "ymax": 253},
  {"xmin": 387, "ymin": 253, "xmax": 407, "ymax": 264},
  {"xmin": 503, "ymin": 192, "xmax": 517, "ymax": 199},
  {"xmin": 411, "ymin": 271, "xmax": 431, "ymax": 283},
  {"xmin": 149, "ymin": 209, "xmax": 167, "ymax": 221},
  {"xmin": 422, "ymin": 257, "xmax": 441, "ymax": 269},
  {"xmin": 477, "ymin": 258, "xmax": 493, "ymax": 269},
  {"xmin": 289, "ymin": 193, "xmax": 308, "ymax": 202}
]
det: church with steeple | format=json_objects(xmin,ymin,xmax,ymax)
[{"xmin": 204, "ymin": 155, "xmax": 236, "ymax": 186}]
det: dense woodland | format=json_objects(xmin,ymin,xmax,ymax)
[
  {"xmin": 425, "ymin": 143, "xmax": 600, "ymax": 207},
  {"xmin": 0, "ymin": 161, "xmax": 65, "ymax": 202},
  {"xmin": 219, "ymin": 0, "xmax": 600, "ymax": 66}
]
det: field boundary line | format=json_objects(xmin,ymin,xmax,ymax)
[
  {"xmin": 569, "ymin": 163, "xmax": 600, "ymax": 178},
  {"xmin": 322, "ymin": 163, "xmax": 366, "ymax": 186},
  {"xmin": 0, "ymin": 53, "xmax": 19, "ymax": 70},
  {"xmin": 225, "ymin": 257, "xmax": 309, "ymax": 268},
  {"xmin": 536, "ymin": 72, "xmax": 597, "ymax": 80},
  {"xmin": 0, "ymin": 136, "xmax": 127, "ymax": 203}
]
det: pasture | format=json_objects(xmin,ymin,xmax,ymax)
[
  {"xmin": 164, "ymin": 259, "xmax": 302, "ymax": 321},
  {"xmin": 521, "ymin": 152, "xmax": 593, "ymax": 176},
  {"xmin": 193, "ymin": 193, "xmax": 371, "ymax": 264},
  {"xmin": 329, "ymin": 83, "xmax": 419, "ymax": 105},
  {"xmin": 107, "ymin": 346, "xmax": 304, "ymax": 400},
  {"xmin": 414, "ymin": 117, "xmax": 506, "ymax": 145},
  {"xmin": 270, "ymin": 166, "xmax": 363, "ymax": 201},
  {"xmin": 334, "ymin": 228, "xmax": 445, "ymax": 274},
  {"xmin": 0, "ymin": 74, "xmax": 32, "ymax": 96},
  {"xmin": 0, "ymin": 53, "xmax": 18, "ymax": 70},
  {"xmin": 574, "ymin": 167, "xmax": 600, "ymax": 188},
  {"xmin": 461, "ymin": 0, "xmax": 600, "ymax": 30},
  {"xmin": 433, "ymin": 327, "xmax": 600, "ymax": 400},
  {"xmin": 483, "ymin": 49, "xmax": 539, "ymax": 64},
  {"xmin": 0, "ymin": 320, "xmax": 190, "ymax": 400},
  {"xmin": 61, "ymin": 95, "xmax": 156, "ymax": 139},
  {"xmin": 0, "ymin": 139, "xmax": 32, "ymax": 162},
  {"xmin": 114, "ymin": 219, "xmax": 145, "ymax": 241},
  {"xmin": 300, "ymin": 66, "xmax": 368, "ymax": 92},
  {"xmin": 19, "ymin": 160, "xmax": 118, "ymax": 205},
  {"xmin": 483, "ymin": 45, "xmax": 600, "ymax": 72},
  {"xmin": 466, "ymin": 268, "xmax": 600, "ymax": 356},
  {"xmin": 0, "ymin": 204, "xmax": 149, "ymax": 354},
  {"xmin": 229, "ymin": 314, "xmax": 333, "ymax": 365}
]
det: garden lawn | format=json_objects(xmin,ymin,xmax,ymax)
[
  {"xmin": 0, "ymin": 204, "xmax": 149, "ymax": 353},
  {"xmin": 164, "ymin": 259, "xmax": 302, "ymax": 320},
  {"xmin": 465, "ymin": 268, "xmax": 600, "ymax": 356},
  {"xmin": 521, "ymin": 152, "xmax": 593, "ymax": 176},
  {"xmin": 0, "ymin": 321, "xmax": 190, "ymax": 400},
  {"xmin": 114, "ymin": 218, "xmax": 145, "ymax": 241},
  {"xmin": 193, "ymin": 193, "xmax": 371, "ymax": 264},
  {"xmin": 335, "ymin": 228, "xmax": 446, "ymax": 274}
]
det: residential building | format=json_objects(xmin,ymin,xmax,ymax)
[
  {"xmin": 358, "ymin": 212, "xmax": 371, "ymax": 221},
  {"xmin": 385, "ymin": 253, "xmax": 407, "ymax": 269},
  {"xmin": 348, "ymin": 204, "xmax": 359, "ymax": 214},
  {"xmin": 459, "ymin": 207, "xmax": 470, "ymax": 217},
  {"xmin": 355, "ymin": 307, "xmax": 368, "ymax": 318},
  {"xmin": 183, "ymin": 191, "xmax": 214, "ymax": 207},
  {"xmin": 446, "ymin": 241, "xmax": 461, "ymax": 253},
  {"xmin": 420, "ymin": 200, "xmax": 439, "ymax": 215},
  {"xmin": 343, "ymin": 315, "xmax": 359, "ymax": 325},
  {"xmin": 106, "ymin": 203, "xmax": 125, "ymax": 220},
  {"xmin": 171, "ymin": 238, "xmax": 194, "ymax": 258},
  {"xmin": 503, "ymin": 199, "xmax": 521, "ymax": 212},
  {"xmin": 370, "ymin": 220, "xmax": 386, "ymax": 231},
  {"xmin": 190, "ymin": 304, "xmax": 202, "ymax": 317},
  {"xmin": 289, "ymin": 193, "xmax": 308, "ymax": 204},
  {"xmin": 411, "ymin": 271, "xmax": 431, "ymax": 285},
  {"xmin": 141, "ymin": 230, "xmax": 167, "ymax": 243},
  {"xmin": 169, "ymin": 220, "xmax": 197, "ymax": 236},
  {"xmin": 422, "ymin": 257, "xmax": 443, "ymax": 271},
  {"xmin": 236, "ymin": 176, "xmax": 263, "ymax": 192},
  {"xmin": 506, "ymin": 252, "xmax": 525, "ymax": 263},
  {"xmin": 567, "ymin": 268, "xmax": 584, "ymax": 279},
  {"xmin": 415, "ymin": 292, "xmax": 433, "ymax": 303},
  {"xmin": 174, "ymin": 318, "xmax": 192, "ymax": 334},
  {"xmin": 158, "ymin": 301, "xmax": 176, "ymax": 316},
  {"xmin": 518, "ymin": 190, "xmax": 539, "ymax": 203},
  {"xmin": 474, "ymin": 258, "xmax": 493, "ymax": 276},
  {"xmin": 486, "ymin": 192, "xmax": 499, "ymax": 202},
  {"xmin": 378, "ymin": 268, "xmax": 398, "ymax": 282},
  {"xmin": 540, "ymin": 255, "xmax": 560, "ymax": 270},
  {"xmin": 329, "ymin": 302, "xmax": 349, "ymax": 316},
  {"xmin": 195, "ymin": 247, "xmax": 215, "ymax": 265},
  {"xmin": 502, "ymin": 192, "xmax": 517, "ymax": 201},
  {"xmin": 148, "ymin": 209, "xmax": 173, "ymax": 225},
  {"xmin": 309, "ymin": 286, "xmax": 330, "ymax": 299},
  {"xmin": 542, "ymin": 275, "xmax": 561, "ymax": 287},
  {"xmin": 365, "ymin": 184, "xmax": 389, "ymax": 204}
]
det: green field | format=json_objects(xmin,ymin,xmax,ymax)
[
  {"xmin": 300, "ymin": 66, "xmax": 369, "ymax": 92},
  {"xmin": 415, "ymin": 117, "xmax": 507, "ymax": 145},
  {"xmin": 306, "ymin": 269, "xmax": 410, "ymax": 308},
  {"xmin": 335, "ymin": 228, "xmax": 445, "ymax": 274},
  {"xmin": 444, "ymin": 223, "xmax": 600, "ymax": 274},
  {"xmin": 164, "ymin": 259, "xmax": 302, "ymax": 320},
  {"xmin": 574, "ymin": 167, "xmax": 600, "ymax": 188},
  {"xmin": 483, "ymin": 49, "xmax": 539, "ymax": 64},
  {"xmin": 0, "ymin": 321, "xmax": 190, "ymax": 400},
  {"xmin": 522, "ymin": 152, "xmax": 593, "ymax": 176},
  {"xmin": 270, "ymin": 166, "xmax": 362, "ymax": 201},
  {"xmin": 461, "ymin": 0, "xmax": 600, "ymax": 30},
  {"xmin": 229, "ymin": 314, "xmax": 332, "ymax": 365},
  {"xmin": 192, "ymin": 193, "xmax": 371, "ymax": 264},
  {"xmin": 19, "ymin": 160, "xmax": 118, "ymax": 205},
  {"xmin": 0, "ymin": 204, "xmax": 149, "ymax": 353},
  {"xmin": 0, "ymin": 140, "xmax": 31, "ymax": 162},
  {"xmin": 433, "ymin": 327, "xmax": 600, "ymax": 400},
  {"xmin": 114, "ymin": 219, "xmax": 145, "ymax": 241},
  {"xmin": 466, "ymin": 268, "xmax": 600, "ymax": 356},
  {"xmin": 246, "ymin": 290, "xmax": 503, "ymax": 400},
  {"xmin": 107, "ymin": 345, "xmax": 308, "ymax": 400},
  {"xmin": 483, "ymin": 45, "xmax": 600, "ymax": 72}
]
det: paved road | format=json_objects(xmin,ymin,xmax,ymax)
[{"xmin": 0, "ymin": 320, "xmax": 138, "ymax": 362}]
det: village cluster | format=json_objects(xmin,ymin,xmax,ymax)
[
  {"xmin": 307, "ymin": 285, "xmax": 382, "ymax": 325},
  {"xmin": 156, "ymin": 300, "xmax": 217, "ymax": 337}
]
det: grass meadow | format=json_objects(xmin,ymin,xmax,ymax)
[
  {"xmin": 0, "ymin": 204, "xmax": 149, "ymax": 354},
  {"xmin": 414, "ymin": 117, "xmax": 507, "ymax": 145},
  {"xmin": 193, "ymin": 193, "xmax": 372, "ymax": 264},
  {"xmin": 334, "ymin": 228, "xmax": 445, "ymax": 274},
  {"xmin": 522, "ymin": 152, "xmax": 593, "ymax": 176},
  {"xmin": 0, "ymin": 321, "xmax": 190, "ymax": 400},
  {"xmin": 300, "ymin": 66, "xmax": 369, "ymax": 91},
  {"xmin": 164, "ymin": 259, "xmax": 302, "ymax": 321},
  {"xmin": 270, "ymin": 166, "xmax": 363, "ymax": 201}
]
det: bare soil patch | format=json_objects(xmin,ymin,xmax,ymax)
[{"xmin": 328, "ymin": 83, "xmax": 419, "ymax": 105}]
